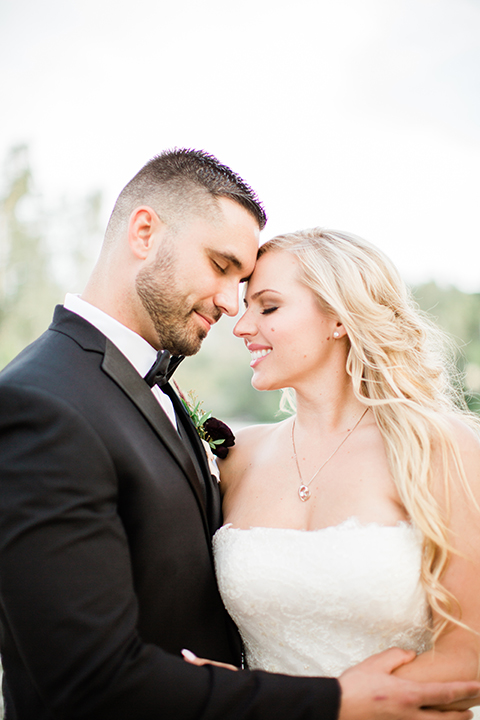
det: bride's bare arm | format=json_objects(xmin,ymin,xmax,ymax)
[{"xmin": 392, "ymin": 419, "xmax": 480, "ymax": 703}]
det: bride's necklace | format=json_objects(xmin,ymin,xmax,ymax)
[{"xmin": 291, "ymin": 408, "xmax": 369, "ymax": 502}]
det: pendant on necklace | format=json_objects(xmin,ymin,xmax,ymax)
[{"xmin": 298, "ymin": 484, "xmax": 311, "ymax": 502}]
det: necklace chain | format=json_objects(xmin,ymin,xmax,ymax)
[{"xmin": 291, "ymin": 408, "xmax": 369, "ymax": 502}]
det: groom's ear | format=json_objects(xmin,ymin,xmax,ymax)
[{"xmin": 128, "ymin": 206, "xmax": 164, "ymax": 260}]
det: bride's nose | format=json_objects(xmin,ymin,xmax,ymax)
[{"xmin": 234, "ymin": 309, "xmax": 256, "ymax": 338}]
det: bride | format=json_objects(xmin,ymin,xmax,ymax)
[{"xmin": 188, "ymin": 228, "xmax": 480, "ymax": 694}]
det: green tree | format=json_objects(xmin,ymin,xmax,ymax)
[
  {"xmin": 0, "ymin": 145, "xmax": 62, "ymax": 367},
  {"xmin": 0, "ymin": 146, "xmax": 102, "ymax": 370},
  {"xmin": 413, "ymin": 282, "xmax": 480, "ymax": 413}
]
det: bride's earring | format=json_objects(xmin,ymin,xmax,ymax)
[{"xmin": 333, "ymin": 331, "xmax": 339, "ymax": 338}]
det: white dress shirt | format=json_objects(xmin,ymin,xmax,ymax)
[{"xmin": 64, "ymin": 294, "xmax": 177, "ymax": 427}]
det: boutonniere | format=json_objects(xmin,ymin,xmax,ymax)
[{"xmin": 173, "ymin": 382, "xmax": 235, "ymax": 459}]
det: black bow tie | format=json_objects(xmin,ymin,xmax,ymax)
[{"xmin": 144, "ymin": 350, "xmax": 185, "ymax": 388}]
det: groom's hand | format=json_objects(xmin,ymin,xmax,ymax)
[{"xmin": 338, "ymin": 647, "xmax": 480, "ymax": 720}]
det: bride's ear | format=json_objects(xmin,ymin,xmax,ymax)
[{"xmin": 332, "ymin": 321, "xmax": 347, "ymax": 340}]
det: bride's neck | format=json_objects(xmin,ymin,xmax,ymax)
[{"xmin": 293, "ymin": 380, "xmax": 365, "ymax": 435}]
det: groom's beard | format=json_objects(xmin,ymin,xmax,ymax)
[{"xmin": 135, "ymin": 247, "xmax": 221, "ymax": 356}]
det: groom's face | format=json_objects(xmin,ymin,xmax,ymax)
[{"xmin": 136, "ymin": 197, "xmax": 260, "ymax": 355}]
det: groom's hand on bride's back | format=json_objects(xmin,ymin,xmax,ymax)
[{"xmin": 338, "ymin": 648, "xmax": 480, "ymax": 720}]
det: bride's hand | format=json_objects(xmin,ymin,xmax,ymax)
[{"xmin": 181, "ymin": 648, "xmax": 239, "ymax": 671}]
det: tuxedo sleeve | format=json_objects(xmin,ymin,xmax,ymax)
[{"xmin": 0, "ymin": 383, "xmax": 340, "ymax": 720}]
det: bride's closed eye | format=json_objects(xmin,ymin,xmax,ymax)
[{"xmin": 261, "ymin": 307, "xmax": 278, "ymax": 315}]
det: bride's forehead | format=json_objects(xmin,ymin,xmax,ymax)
[{"xmin": 247, "ymin": 251, "xmax": 300, "ymax": 291}]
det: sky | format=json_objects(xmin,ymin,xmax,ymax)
[{"xmin": 1, "ymin": 0, "xmax": 479, "ymax": 291}]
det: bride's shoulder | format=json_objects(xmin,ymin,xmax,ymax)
[
  {"xmin": 236, "ymin": 421, "xmax": 282, "ymax": 444},
  {"xmin": 440, "ymin": 412, "xmax": 480, "ymax": 453},
  {"xmin": 218, "ymin": 419, "xmax": 289, "ymax": 486},
  {"xmin": 431, "ymin": 413, "xmax": 480, "ymax": 495},
  {"xmin": 234, "ymin": 418, "xmax": 290, "ymax": 455}
]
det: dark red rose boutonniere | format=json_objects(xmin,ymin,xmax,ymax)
[
  {"xmin": 201, "ymin": 416, "xmax": 235, "ymax": 459},
  {"xmin": 174, "ymin": 382, "xmax": 235, "ymax": 459}
]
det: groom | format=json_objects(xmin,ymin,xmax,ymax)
[{"xmin": 0, "ymin": 148, "xmax": 477, "ymax": 720}]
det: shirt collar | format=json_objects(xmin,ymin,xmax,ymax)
[{"xmin": 63, "ymin": 293, "xmax": 157, "ymax": 377}]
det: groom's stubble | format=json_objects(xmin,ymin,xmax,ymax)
[{"xmin": 135, "ymin": 238, "xmax": 222, "ymax": 357}]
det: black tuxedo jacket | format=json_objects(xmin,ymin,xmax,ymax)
[{"xmin": 0, "ymin": 306, "xmax": 340, "ymax": 719}]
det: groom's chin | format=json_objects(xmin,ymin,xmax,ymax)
[{"xmin": 166, "ymin": 332, "xmax": 206, "ymax": 358}]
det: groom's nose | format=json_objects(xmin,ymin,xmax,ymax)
[{"xmin": 213, "ymin": 283, "xmax": 240, "ymax": 317}]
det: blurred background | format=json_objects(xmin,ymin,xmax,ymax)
[{"xmin": 1, "ymin": 0, "xmax": 479, "ymax": 427}]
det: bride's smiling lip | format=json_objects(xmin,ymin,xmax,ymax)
[{"xmin": 246, "ymin": 343, "xmax": 272, "ymax": 367}]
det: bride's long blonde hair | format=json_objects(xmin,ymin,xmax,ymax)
[{"xmin": 259, "ymin": 228, "xmax": 480, "ymax": 639}]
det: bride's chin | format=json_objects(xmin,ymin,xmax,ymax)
[
  {"xmin": 251, "ymin": 375, "xmax": 267, "ymax": 392},
  {"xmin": 251, "ymin": 374, "xmax": 281, "ymax": 393}
]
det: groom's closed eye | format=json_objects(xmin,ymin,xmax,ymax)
[
  {"xmin": 212, "ymin": 259, "xmax": 228, "ymax": 274},
  {"xmin": 208, "ymin": 251, "xmax": 253, "ymax": 283}
]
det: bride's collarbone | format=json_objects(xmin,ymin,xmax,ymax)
[
  {"xmin": 224, "ymin": 460, "xmax": 406, "ymax": 532},
  {"xmin": 224, "ymin": 474, "xmax": 334, "ymax": 529},
  {"xmin": 224, "ymin": 420, "xmax": 404, "ymax": 528}
]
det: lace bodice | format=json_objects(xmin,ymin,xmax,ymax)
[{"xmin": 213, "ymin": 518, "xmax": 432, "ymax": 677}]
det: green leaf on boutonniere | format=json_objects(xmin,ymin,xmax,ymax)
[{"xmin": 173, "ymin": 382, "xmax": 235, "ymax": 458}]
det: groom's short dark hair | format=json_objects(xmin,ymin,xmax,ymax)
[{"xmin": 105, "ymin": 148, "xmax": 267, "ymax": 241}]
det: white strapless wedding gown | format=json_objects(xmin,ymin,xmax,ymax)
[{"xmin": 213, "ymin": 518, "xmax": 433, "ymax": 677}]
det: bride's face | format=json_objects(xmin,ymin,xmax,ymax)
[{"xmin": 234, "ymin": 249, "xmax": 342, "ymax": 392}]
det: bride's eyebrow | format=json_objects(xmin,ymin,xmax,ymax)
[{"xmin": 249, "ymin": 289, "xmax": 282, "ymax": 301}]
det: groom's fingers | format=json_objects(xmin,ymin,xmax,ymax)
[
  {"xmin": 344, "ymin": 649, "xmax": 480, "ymax": 704},
  {"xmin": 429, "ymin": 697, "xmax": 480, "ymax": 711},
  {"xmin": 419, "ymin": 711, "xmax": 473, "ymax": 720},
  {"xmin": 339, "ymin": 655, "xmax": 480, "ymax": 720},
  {"xmin": 414, "ymin": 681, "xmax": 480, "ymax": 708},
  {"xmin": 354, "ymin": 647, "xmax": 418, "ymax": 674}
]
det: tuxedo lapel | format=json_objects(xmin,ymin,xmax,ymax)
[
  {"xmin": 101, "ymin": 340, "xmax": 210, "ymax": 528},
  {"xmin": 50, "ymin": 306, "xmax": 217, "ymax": 537},
  {"xmin": 163, "ymin": 384, "xmax": 223, "ymax": 534}
]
